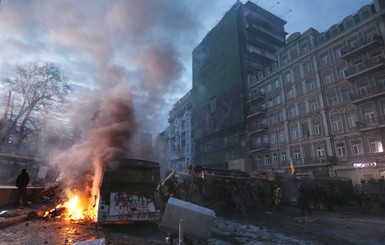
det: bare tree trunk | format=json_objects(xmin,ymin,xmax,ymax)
[
  {"xmin": 16, "ymin": 104, "xmax": 35, "ymax": 152},
  {"xmin": 0, "ymin": 91, "xmax": 12, "ymax": 137},
  {"xmin": 1, "ymin": 101, "xmax": 27, "ymax": 144}
]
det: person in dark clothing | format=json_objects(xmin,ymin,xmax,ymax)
[
  {"xmin": 298, "ymin": 184, "xmax": 312, "ymax": 215},
  {"xmin": 16, "ymin": 169, "xmax": 30, "ymax": 207},
  {"xmin": 312, "ymin": 182, "xmax": 322, "ymax": 211}
]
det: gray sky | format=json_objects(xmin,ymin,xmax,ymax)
[{"xmin": 0, "ymin": 0, "xmax": 372, "ymax": 135}]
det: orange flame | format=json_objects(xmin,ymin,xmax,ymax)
[{"xmin": 64, "ymin": 194, "xmax": 87, "ymax": 220}]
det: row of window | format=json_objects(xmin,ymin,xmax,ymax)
[
  {"xmin": 252, "ymin": 24, "xmax": 379, "ymax": 91},
  {"xmin": 256, "ymin": 76, "xmax": 385, "ymax": 115},
  {"xmin": 252, "ymin": 99, "xmax": 385, "ymax": 146},
  {"xmin": 252, "ymin": 135, "xmax": 383, "ymax": 166}
]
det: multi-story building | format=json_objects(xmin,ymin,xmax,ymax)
[
  {"xmin": 154, "ymin": 130, "xmax": 169, "ymax": 179},
  {"xmin": 247, "ymin": 0, "xmax": 385, "ymax": 184},
  {"xmin": 167, "ymin": 90, "xmax": 194, "ymax": 172},
  {"xmin": 192, "ymin": 1, "xmax": 286, "ymax": 169}
]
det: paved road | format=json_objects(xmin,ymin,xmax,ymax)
[{"xmin": 1, "ymin": 202, "xmax": 385, "ymax": 244}]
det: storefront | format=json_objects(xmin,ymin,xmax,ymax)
[{"xmin": 331, "ymin": 161, "xmax": 385, "ymax": 185}]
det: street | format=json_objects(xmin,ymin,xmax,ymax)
[{"xmin": 1, "ymin": 202, "xmax": 385, "ymax": 245}]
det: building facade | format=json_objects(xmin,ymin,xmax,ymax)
[
  {"xmin": 192, "ymin": 1, "xmax": 286, "ymax": 169},
  {"xmin": 167, "ymin": 90, "xmax": 194, "ymax": 172},
  {"xmin": 247, "ymin": 0, "xmax": 385, "ymax": 184}
]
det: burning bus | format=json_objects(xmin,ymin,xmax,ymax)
[{"xmin": 92, "ymin": 158, "xmax": 162, "ymax": 223}]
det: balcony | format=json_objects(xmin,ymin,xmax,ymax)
[
  {"xmin": 247, "ymin": 91, "xmax": 265, "ymax": 103},
  {"xmin": 249, "ymin": 143, "xmax": 270, "ymax": 152},
  {"xmin": 356, "ymin": 116, "xmax": 385, "ymax": 131},
  {"xmin": 344, "ymin": 56, "xmax": 385, "ymax": 81},
  {"xmin": 341, "ymin": 34, "xmax": 384, "ymax": 60},
  {"xmin": 248, "ymin": 124, "xmax": 268, "ymax": 135},
  {"xmin": 350, "ymin": 84, "xmax": 385, "ymax": 104},
  {"xmin": 247, "ymin": 106, "xmax": 267, "ymax": 118}
]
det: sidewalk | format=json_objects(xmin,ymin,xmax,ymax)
[{"xmin": 0, "ymin": 201, "xmax": 53, "ymax": 228}]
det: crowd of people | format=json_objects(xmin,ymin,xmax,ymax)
[{"xmin": 157, "ymin": 164, "xmax": 385, "ymax": 218}]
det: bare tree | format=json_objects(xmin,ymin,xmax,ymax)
[{"xmin": 0, "ymin": 62, "xmax": 71, "ymax": 152}]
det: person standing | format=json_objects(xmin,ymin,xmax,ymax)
[
  {"xmin": 16, "ymin": 168, "xmax": 30, "ymax": 207},
  {"xmin": 298, "ymin": 184, "xmax": 312, "ymax": 215},
  {"xmin": 273, "ymin": 184, "xmax": 282, "ymax": 211}
]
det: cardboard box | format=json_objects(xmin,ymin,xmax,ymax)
[{"xmin": 159, "ymin": 197, "xmax": 216, "ymax": 240}]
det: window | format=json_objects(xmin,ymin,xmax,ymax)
[
  {"xmin": 266, "ymin": 83, "xmax": 273, "ymax": 93},
  {"xmin": 306, "ymin": 78, "xmax": 316, "ymax": 91},
  {"xmin": 274, "ymin": 79, "xmax": 281, "ymax": 89},
  {"xmin": 382, "ymin": 101, "xmax": 385, "ymax": 118},
  {"xmin": 293, "ymin": 149, "xmax": 301, "ymax": 160},
  {"xmin": 349, "ymin": 37, "xmax": 360, "ymax": 49},
  {"xmin": 264, "ymin": 155, "xmax": 270, "ymax": 165},
  {"xmin": 354, "ymin": 59, "xmax": 364, "ymax": 71},
  {"xmin": 273, "ymin": 153, "xmax": 278, "ymax": 165},
  {"xmin": 313, "ymin": 117, "xmax": 322, "ymax": 135},
  {"xmin": 336, "ymin": 142, "xmax": 346, "ymax": 157},
  {"xmin": 257, "ymin": 156, "xmax": 261, "ymax": 165},
  {"xmin": 317, "ymin": 148, "xmax": 325, "ymax": 157},
  {"xmin": 293, "ymin": 66, "xmax": 301, "ymax": 81},
  {"xmin": 285, "ymin": 72, "xmax": 292, "ymax": 83},
  {"xmin": 321, "ymin": 52, "xmax": 330, "ymax": 66},
  {"xmin": 270, "ymin": 132, "xmax": 277, "ymax": 144},
  {"xmin": 331, "ymin": 112, "xmax": 343, "ymax": 132},
  {"xmin": 281, "ymin": 151, "xmax": 287, "ymax": 162},
  {"xmin": 376, "ymin": 76, "xmax": 385, "ymax": 90},
  {"xmin": 351, "ymin": 139, "xmax": 363, "ymax": 155},
  {"xmin": 248, "ymin": 74, "xmax": 257, "ymax": 86},
  {"xmin": 302, "ymin": 121, "xmax": 309, "ymax": 137},
  {"xmin": 337, "ymin": 64, "xmax": 347, "ymax": 79},
  {"xmin": 287, "ymin": 87, "xmax": 295, "ymax": 99},
  {"xmin": 276, "ymin": 94, "xmax": 282, "ymax": 105},
  {"xmin": 269, "ymin": 115, "xmax": 275, "ymax": 125},
  {"xmin": 279, "ymin": 128, "xmax": 286, "ymax": 143},
  {"xmin": 368, "ymin": 136, "xmax": 383, "ymax": 153},
  {"xmin": 365, "ymin": 29, "xmax": 377, "ymax": 41},
  {"xmin": 310, "ymin": 98, "xmax": 319, "ymax": 111},
  {"xmin": 358, "ymin": 82, "xmax": 370, "ymax": 97},
  {"xmin": 290, "ymin": 49, "xmax": 298, "ymax": 60},
  {"xmin": 334, "ymin": 46, "xmax": 342, "ymax": 59},
  {"xmin": 288, "ymin": 106, "xmax": 298, "ymax": 119},
  {"xmin": 363, "ymin": 106, "xmax": 376, "ymax": 124},
  {"xmin": 327, "ymin": 91, "xmax": 338, "ymax": 106},
  {"xmin": 346, "ymin": 110, "xmax": 357, "ymax": 128},
  {"xmin": 324, "ymin": 71, "xmax": 335, "ymax": 85},
  {"xmin": 298, "ymin": 102, "xmax": 306, "ymax": 115},
  {"xmin": 303, "ymin": 61, "xmax": 312, "ymax": 74},
  {"xmin": 291, "ymin": 123, "xmax": 299, "ymax": 140},
  {"xmin": 277, "ymin": 111, "xmax": 284, "ymax": 122},
  {"xmin": 341, "ymin": 85, "xmax": 353, "ymax": 102},
  {"xmin": 263, "ymin": 135, "xmax": 269, "ymax": 144}
]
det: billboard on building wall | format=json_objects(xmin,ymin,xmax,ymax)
[{"xmin": 192, "ymin": 6, "xmax": 244, "ymax": 140}]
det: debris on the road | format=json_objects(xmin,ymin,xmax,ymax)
[
  {"xmin": 160, "ymin": 197, "xmax": 216, "ymax": 241},
  {"xmin": 0, "ymin": 210, "xmax": 12, "ymax": 218},
  {"xmin": 72, "ymin": 237, "xmax": 106, "ymax": 245}
]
